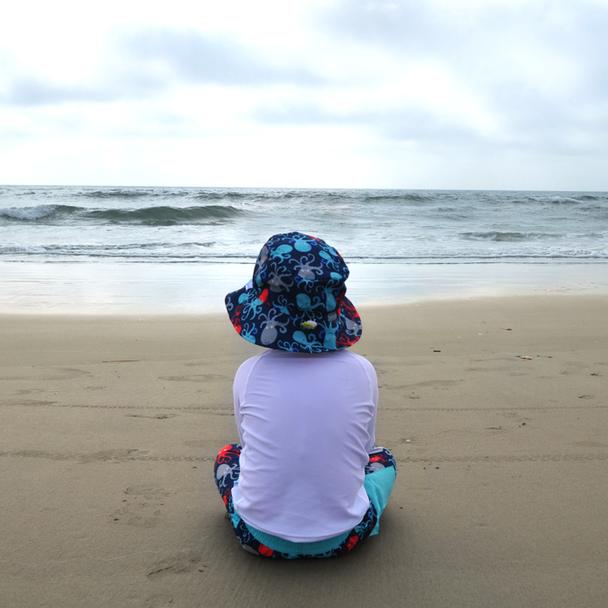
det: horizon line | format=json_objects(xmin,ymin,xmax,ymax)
[{"xmin": 1, "ymin": 183, "xmax": 607, "ymax": 193}]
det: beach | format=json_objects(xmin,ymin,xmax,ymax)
[
  {"xmin": 3, "ymin": 0, "xmax": 608, "ymax": 601},
  {"xmin": 2, "ymin": 294, "xmax": 607, "ymax": 607}
]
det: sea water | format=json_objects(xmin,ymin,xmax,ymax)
[{"xmin": 1, "ymin": 185, "xmax": 607, "ymax": 312}]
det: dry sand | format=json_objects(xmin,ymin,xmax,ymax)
[{"xmin": 1, "ymin": 295, "xmax": 607, "ymax": 608}]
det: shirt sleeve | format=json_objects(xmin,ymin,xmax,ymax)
[
  {"xmin": 232, "ymin": 369, "xmax": 244, "ymax": 446},
  {"xmin": 232, "ymin": 354, "xmax": 263, "ymax": 448},
  {"xmin": 366, "ymin": 361, "xmax": 379, "ymax": 452},
  {"xmin": 352, "ymin": 354, "xmax": 378, "ymax": 453}
]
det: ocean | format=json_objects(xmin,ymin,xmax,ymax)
[{"xmin": 1, "ymin": 185, "xmax": 607, "ymax": 312}]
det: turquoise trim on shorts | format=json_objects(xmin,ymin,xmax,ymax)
[
  {"xmin": 364, "ymin": 465, "xmax": 397, "ymax": 536},
  {"xmin": 234, "ymin": 512, "xmax": 350, "ymax": 554}
]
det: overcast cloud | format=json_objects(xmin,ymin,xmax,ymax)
[{"xmin": 1, "ymin": 0, "xmax": 606, "ymax": 189}]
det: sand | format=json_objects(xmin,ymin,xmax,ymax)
[{"xmin": 1, "ymin": 294, "xmax": 607, "ymax": 607}]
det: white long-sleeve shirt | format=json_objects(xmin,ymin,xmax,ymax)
[{"xmin": 231, "ymin": 348, "xmax": 378, "ymax": 542}]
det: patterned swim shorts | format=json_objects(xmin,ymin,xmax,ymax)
[{"xmin": 213, "ymin": 443, "xmax": 396, "ymax": 559}]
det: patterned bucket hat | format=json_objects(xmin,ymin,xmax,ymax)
[{"xmin": 225, "ymin": 232, "xmax": 362, "ymax": 353}]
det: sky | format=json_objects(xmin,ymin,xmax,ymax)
[{"xmin": 1, "ymin": 0, "xmax": 607, "ymax": 190}]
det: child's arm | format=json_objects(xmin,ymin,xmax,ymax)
[
  {"xmin": 232, "ymin": 373, "xmax": 244, "ymax": 446},
  {"xmin": 365, "ymin": 360, "xmax": 379, "ymax": 452}
]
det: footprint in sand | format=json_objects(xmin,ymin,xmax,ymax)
[
  {"xmin": 146, "ymin": 549, "xmax": 204, "ymax": 578},
  {"xmin": 571, "ymin": 440, "xmax": 608, "ymax": 448},
  {"xmin": 4, "ymin": 366, "xmax": 91, "ymax": 381},
  {"xmin": 159, "ymin": 374, "xmax": 225, "ymax": 383},
  {"xmin": 80, "ymin": 448, "xmax": 146, "ymax": 463},
  {"xmin": 125, "ymin": 484, "xmax": 171, "ymax": 498},
  {"xmin": 144, "ymin": 593, "xmax": 174, "ymax": 607},
  {"xmin": 184, "ymin": 440, "xmax": 206, "ymax": 448},
  {"xmin": 110, "ymin": 485, "xmax": 171, "ymax": 529},
  {"xmin": 101, "ymin": 359, "xmax": 140, "ymax": 363},
  {"xmin": 125, "ymin": 413, "xmax": 176, "ymax": 420}
]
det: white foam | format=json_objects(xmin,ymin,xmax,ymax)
[{"xmin": 0, "ymin": 205, "xmax": 58, "ymax": 221}]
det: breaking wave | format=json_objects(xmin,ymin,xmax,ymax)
[
  {"xmin": 0, "ymin": 204, "xmax": 244, "ymax": 225},
  {"xmin": 460, "ymin": 231, "xmax": 561, "ymax": 242}
]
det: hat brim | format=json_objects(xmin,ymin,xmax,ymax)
[{"xmin": 225, "ymin": 282, "xmax": 362, "ymax": 353}]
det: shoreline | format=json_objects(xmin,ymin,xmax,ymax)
[
  {"xmin": 0, "ymin": 290, "xmax": 606, "ymax": 318},
  {"xmin": 1, "ymin": 260, "xmax": 608, "ymax": 314}
]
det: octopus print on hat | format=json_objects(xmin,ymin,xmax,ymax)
[{"xmin": 224, "ymin": 232, "xmax": 362, "ymax": 353}]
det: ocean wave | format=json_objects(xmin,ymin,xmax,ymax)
[
  {"xmin": 548, "ymin": 196, "xmax": 586, "ymax": 205},
  {"xmin": 13, "ymin": 190, "xmax": 43, "ymax": 197},
  {"xmin": 0, "ymin": 204, "xmax": 78, "ymax": 221},
  {"xmin": 0, "ymin": 204, "xmax": 244, "ymax": 225},
  {"xmin": 3, "ymin": 243, "xmax": 606, "ymax": 262},
  {"xmin": 80, "ymin": 189, "xmax": 158, "ymax": 199},
  {"xmin": 191, "ymin": 191, "xmax": 252, "ymax": 201},
  {"xmin": 460, "ymin": 231, "xmax": 561, "ymax": 242},
  {"xmin": 506, "ymin": 194, "xmax": 606, "ymax": 205},
  {"xmin": 0, "ymin": 241, "xmax": 215, "ymax": 252},
  {"xmin": 86, "ymin": 205, "xmax": 243, "ymax": 224},
  {"xmin": 346, "ymin": 253, "xmax": 608, "ymax": 260},
  {"xmin": 362, "ymin": 192, "xmax": 432, "ymax": 203},
  {"xmin": 190, "ymin": 190, "xmax": 359, "ymax": 203},
  {"xmin": 507, "ymin": 196, "xmax": 544, "ymax": 204},
  {"xmin": 2, "ymin": 187, "xmax": 334, "ymax": 203}
]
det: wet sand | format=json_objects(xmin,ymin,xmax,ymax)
[{"xmin": 1, "ymin": 295, "xmax": 607, "ymax": 607}]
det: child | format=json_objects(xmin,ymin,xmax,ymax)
[{"xmin": 215, "ymin": 232, "xmax": 396, "ymax": 559}]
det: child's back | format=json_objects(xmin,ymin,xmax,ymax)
[{"xmin": 232, "ymin": 349, "xmax": 378, "ymax": 542}]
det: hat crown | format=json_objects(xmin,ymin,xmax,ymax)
[{"xmin": 252, "ymin": 232, "xmax": 349, "ymax": 312}]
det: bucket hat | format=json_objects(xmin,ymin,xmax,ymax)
[{"xmin": 225, "ymin": 232, "xmax": 362, "ymax": 353}]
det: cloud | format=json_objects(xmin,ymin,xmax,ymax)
[
  {"xmin": 1, "ymin": 55, "xmax": 168, "ymax": 106},
  {"xmin": 1, "ymin": 27, "xmax": 323, "ymax": 107},
  {"xmin": 254, "ymin": 98, "xmax": 495, "ymax": 150},
  {"xmin": 255, "ymin": 100, "xmax": 346, "ymax": 125},
  {"xmin": 121, "ymin": 28, "xmax": 322, "ymax": 86},
  {"xmin": 0, "ymin": 0, "xmax": 606, "ymax": 187},
  {"xmin": 4, "ymin": 78, "xmax": 118, "ymax": 106},
  {"xmin": 323, "ymin": 1, "xmax": 451, "ymax": 55},
  {"xmin": 263, "ymin": 0, "xmax": 608, "ymax": 154},
  {"xmin": 322, "ymin": 1, "xmax": 608, "ymax": 97}
]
